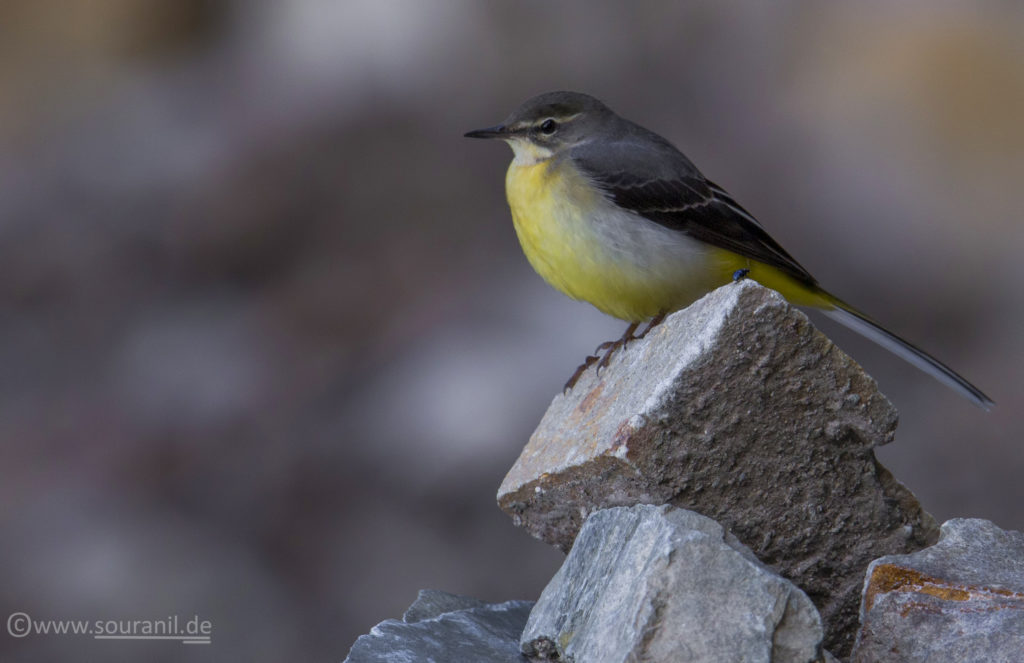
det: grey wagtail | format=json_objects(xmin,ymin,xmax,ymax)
[{"xmin": 465, "ymin": 91, "xmax": 992, "ymax": 408}]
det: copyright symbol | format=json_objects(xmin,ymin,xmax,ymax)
[{"xmin": 7, "ymin": 612, "xmax": 31, "ymax": 637}]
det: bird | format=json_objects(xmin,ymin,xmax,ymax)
[{"xmin": 465, "ymin": 91, "xmax": 992, "ymax": 409}]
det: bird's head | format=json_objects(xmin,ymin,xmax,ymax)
[{"xmin": 465, "ymin": 91, "xmax": 616, "ymax": 164}]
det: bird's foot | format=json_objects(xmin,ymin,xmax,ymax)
[
  {"xmin": 595, "ymin": 344, "xmax": 619, "ymax": 372},
  {"xmin": 564, "ymin": 355, "xmax": 600, "ymax": 392},
  {"xmin": 636, "ymin": 310, "xmax": 668, "ymax": 339},
  {"xmin": 564, "ymin": 322, "xmax": 641, "ymax": 392},
  {"xmin": 596, "ymin": 321, "xmax": 641, "ymax": 373}
]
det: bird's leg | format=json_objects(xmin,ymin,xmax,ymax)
[
  {"xmin": 732, "ymin": 268, "xmax": 750, "ymax": 282},
  {"xmin": 564, "ymin": 321, "xmax": 641, "ymax": 392},
  {"xmin": 593, "ymin": 323, "xmax": 638, "ymax": 358},
  {"xmin": 563, "ymin": 355, "xmax": 600, "ymax": 392},
  {"xmin": 596, "ymin": 321, "xmax": 640, "ymax": 372},
  {"xmin": 636, "ymin": 310, "xmax": 667, "ymax": 339}
]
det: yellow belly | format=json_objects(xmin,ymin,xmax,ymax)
[{"xmin": 504, "ymin": 158, "xmax": 827, "ymax": 321}]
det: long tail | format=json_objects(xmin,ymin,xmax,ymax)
[{"xmin": 817, "ymin": 295, "xmax": 993, "ymax": 410}]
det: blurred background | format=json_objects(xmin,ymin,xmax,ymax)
[{"xmin": 0, "ymin": 1, "xmax": 1021, "ymax": 660}]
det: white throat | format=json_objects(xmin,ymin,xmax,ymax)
[{"xmin": 506, "ymin": 138, "xmax": 554, "ymax": 166}]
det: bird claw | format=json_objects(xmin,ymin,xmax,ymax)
[
  {"xmin": 564, "ymin": 321, "xmax": 641, "ymax": 391},
  {"xmin": 563, "ymin": 312, "xmax": 669, "ymax": 391},
  {"xmin": 596, "ymin": 344, "xmax": 618, "ymax": 372},
  {"xmin": 564, "ymin": 355, "xmax": 600, "ymax": 392},
  {"xmin": 636, "ymin": 310, "xmax": 667, "ymax": 339}
]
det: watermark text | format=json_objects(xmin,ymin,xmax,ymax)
[{"xmin": 7, "ymin": 612, "xmax": 212, "ymax": 644}]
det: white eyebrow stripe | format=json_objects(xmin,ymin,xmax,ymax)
[{"xmin": 538, "ymin": 112, "xmax": 583, "ymax": 126}]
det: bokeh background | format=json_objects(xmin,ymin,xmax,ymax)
[{"xmin": 1, "ymin": 1, "xmax": 1021, "ymax": 660}]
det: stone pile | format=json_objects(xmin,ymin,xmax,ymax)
[
  {"xmin": 498, "ymin": 281, "xmax": 936, "ymax": 655},
  {"xmin": 346, "ymin": 283, "xmax": 1019, "ymax": 662}
]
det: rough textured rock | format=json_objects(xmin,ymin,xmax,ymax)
[
  {"xmin": 853, "ymin": 518, "xmax": 1024, "ymax": 662},
  {"xmin": 344, "ymin": 590, "xmax": 533, "ymax": 663},
  {"xmin": 521, "ymin": 504, "xmax": 830, "ymax": 663},
  {"xmin": 401, "ymin": 588, "xmax": 491, "ymax": 623},
  {"xmin": 498, "ymin": 281, "xmax": 938, "ymax": 656}
]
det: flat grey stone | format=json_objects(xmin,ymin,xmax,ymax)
[
  {"xmin": 402, "ymin": 589, "xmax": 490, "ymax": 623},
  {"xmin": 345, "ymin": 592, "xmax": 533, "ymax": 663},
  {"xmin": 521, "ymin": 504, "xmax": 828, "ymax": 663},
  {"xmin": 853, "ymin": 518, "xmax": 1024, "ymax": 662},
  {"xmin": 498, "ymin": 281, "xmax": 938, "ymax": 656}
]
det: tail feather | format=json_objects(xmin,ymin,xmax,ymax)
[{"xmin": 819, "ymin": 299, "xmax": 993, "ymax": 410}]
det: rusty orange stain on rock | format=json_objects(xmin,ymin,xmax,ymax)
[
  {"xmin": 574, "ymin": 380, "xmax": 605, "ymax": 418},
  {"xmin": 865, "ymin": 563, "xmax": 1024, "ymax": 614},
  {"xmin": 563, "ymin": 380, "xmax": 614, "ymax": 448}
]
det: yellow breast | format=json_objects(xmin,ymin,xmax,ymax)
[
  {"xmin": 505, "ymin": 159, "xmax": 599, "ymax": 299},
  {"xmin": 504, "ymin": 156, "xmax": 735, "ymax": 321}
]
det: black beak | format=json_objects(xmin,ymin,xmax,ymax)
[{"xmin": 464, "ymin": 124, "xmax": 508, "ymax": 139}]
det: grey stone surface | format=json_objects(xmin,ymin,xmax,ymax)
[
  {"xmin": 498, "ymin": 281, "xmax": 938, "ymax": 656},
  {"xmin": 521, "ymin": 504, "xmax": 828, "ymax": 663},
  {"xmin": 344, "ymin": 591, "xmax": 533, "ymax": 663},
  {"xmin": 853, "ymin": 518, "xmax": 1024, "ymax": 662},
  {"xmin": 402, "ymin": 589, "xmax": 490, "ymax": 623}
]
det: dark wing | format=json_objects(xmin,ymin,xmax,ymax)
[{"xmin": 572, "ymin": 142, "xmax": 817, "ymax": 285}]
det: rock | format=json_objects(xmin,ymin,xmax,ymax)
[
  {"xmin": 401, "ymin": 589, "xmax": 491, "ymax": 623},
  {"xmin": 853, "ymin": 518, "xmax": 1024, "ymax": 662},
  {"xmin": 521, "ymin": 504, "xmax": 829, "ymax": 663},
  {"xmin": 498, "ymin": 281, "xmax": 938, "ymax": 656},
  {"xmin": 344, "ymin": 590, "xmax": 534, "ymax": 663}
]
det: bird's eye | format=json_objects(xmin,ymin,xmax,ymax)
[{"xmin": 539, "ymin": 119, "xmax": 558, "ymax": 135}]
